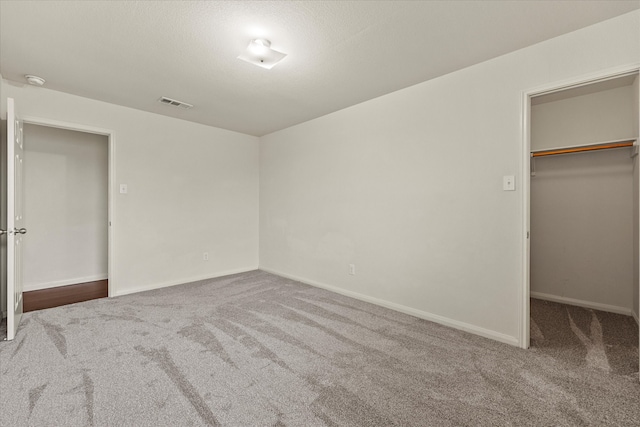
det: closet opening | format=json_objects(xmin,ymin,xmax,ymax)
[{"xmin": 523, "ymin": 70, "xmax": 639, "ymax": 379}]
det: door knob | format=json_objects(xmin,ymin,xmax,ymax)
[
  {"xmin": 11, "ymin": 228, "xmax": 27, "ymax": 235},
  {"xmin": 0, "ymin": 229, "xmax": 5, "ymax": 235}
]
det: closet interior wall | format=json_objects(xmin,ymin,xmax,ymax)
[{"xmin": 530, "ymin": 74, "xmax": 639, "ymax": 318}]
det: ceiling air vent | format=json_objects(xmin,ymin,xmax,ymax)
[{"xmin": 158, "ymin": 96, "xmax": 193, "ymax": 109}]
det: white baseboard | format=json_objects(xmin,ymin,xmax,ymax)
[
  {"xmin": 24, "ymin": 274, "xmax": 108, "ymax": 292},
  {"xmin": 259, "ymin": 267, "xmax": 519, "ymax": 347},
  {"xmin": 530, "ymin": 291, "xmax": 634, "ymax": 317},
  {"xmin": 632, "ymin": 309, "xmax": 639, "ymax": 326},
  {"xmin": 113, "ymin": 266, "xmax": 259, "ymax": 297}
]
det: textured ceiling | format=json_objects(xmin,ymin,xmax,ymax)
[{"xmin": 1, "ymin": 1, "xmax": 639, "ymax": 136}]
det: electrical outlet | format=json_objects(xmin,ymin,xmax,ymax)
[
  {"xmin": 203, "ymin": 252, "xmax": 209, "ymax": 261},
  {"xmin": 349, "ymin": 264, "xmax": 355, "ymax": 275}
]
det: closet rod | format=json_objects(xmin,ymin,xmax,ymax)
[{"xmin": 531, "ymin": 140, "xmax": 635, "ymax": 158}]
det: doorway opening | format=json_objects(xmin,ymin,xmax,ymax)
[
  {"xmin": 18, "ymin": 116, "xmax": 115, "ymax": 309},
  {"xmin": 21, "ymin": 123, "xmax": 109, "ymax": 312},
  {"xmin": 522, "ymin": 68, "xmax": 639, "ymax": 378}
]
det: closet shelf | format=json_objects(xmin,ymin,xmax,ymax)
[{"xmin": 531, "ymin": 139, "xmax": 636, "ymax": 158}]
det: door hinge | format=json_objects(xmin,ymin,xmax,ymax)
[{"xmin": 527, "ymin": 231, "xmax": 530, "ymax": 239}]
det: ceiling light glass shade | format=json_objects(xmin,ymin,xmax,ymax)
[
  {"xmin": 248, "ymin": 39, "xmax": 271, "ymax": 55},
  {"xmin": 238, "ymin": 39, "xmax": 287, "ymax": 70}
]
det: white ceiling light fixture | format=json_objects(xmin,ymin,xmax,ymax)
[
  {"xmin": 25, "ymin": 74, "xmax": 45, "ymax": 86},
  {"xmin": 237, "ymin": 38, "xmax": 287, "ymax": 70}
]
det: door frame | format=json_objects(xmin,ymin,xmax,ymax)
[
  {"xmin": 21, "ymin": 116, "xmax": 116, "ymax": 297},
  {"xmin": 519, "ymin": 63, "xmax": 640, "ymax": 349}
]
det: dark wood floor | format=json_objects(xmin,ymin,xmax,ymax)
[{"xmin": 23, "ymin": 280, "xmax": 108, "ymax": 312}]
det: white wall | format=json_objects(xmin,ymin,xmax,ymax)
[
  {"xmin": 259, "ymin": 11, "xmax": 640, "ymax": 345},
  {"xmin": 530, "ymin": 149, "xmax": 633, "ymax": 313},
  {"xmin": 23, "ymin": 124, "xmax": 108, "ymax": 291},
  {"xmin": 1, "ymin": 81, "xmax": 259, "ymax": 296},
  {"xmin": 531, "ymin": 85, "xmax": 636, "ymax": 151}
]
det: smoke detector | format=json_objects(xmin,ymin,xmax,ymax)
[{"xmin": 25, "ymin": 75, "xmax": 45, "ymax": 86}]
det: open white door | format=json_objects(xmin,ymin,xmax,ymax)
[
  {"xmin": 635, "ymin": 75, "xmax": 640, "ymax": 381},
  {"xmin": 6, "ymin": 98, "xmax": 25, "ymax": 341}
]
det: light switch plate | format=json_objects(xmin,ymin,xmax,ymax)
[
  {"xmin": 120, "ymin": 184, "xmax": 128, "ymax": 194},
  {"xmin": 503, "ymin": 175, "xmax": 515, "ymax": 191}
]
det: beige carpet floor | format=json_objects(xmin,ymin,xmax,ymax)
[
  {"xmin": 530, "ymin": 298, "xmax": 638, "ymax": 376},
  {"xmin": 1, "ymin": 270, "xmax": 638, "ymax": 426}
]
